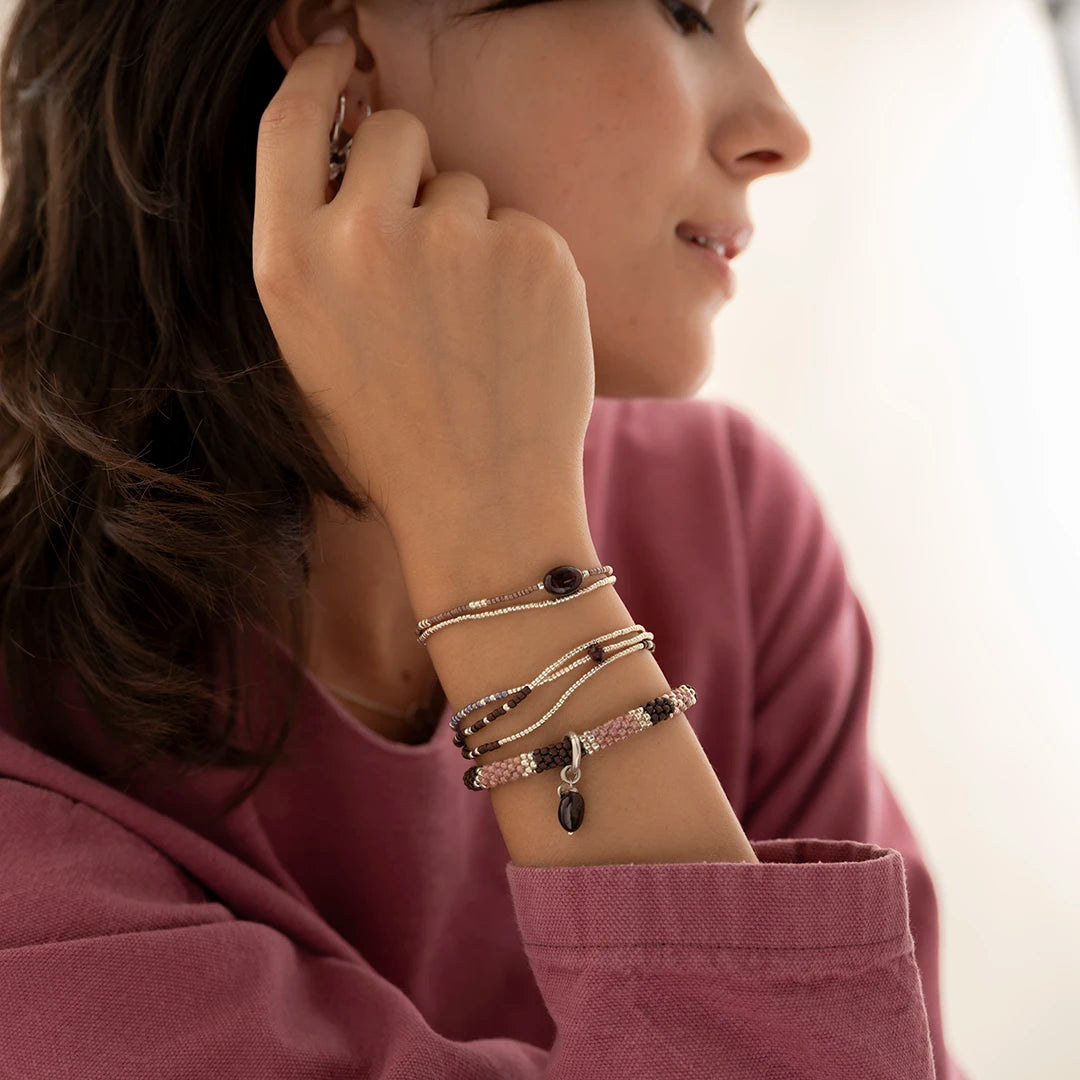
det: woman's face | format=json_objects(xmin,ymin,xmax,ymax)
[{"xmin": 268, "ymin": 0, "xmax": 812, "ymax": 398}]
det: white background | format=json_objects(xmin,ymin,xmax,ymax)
[{"xmin": 708, "ymin": 1, "xmax": 1080, "ymax": 1077}]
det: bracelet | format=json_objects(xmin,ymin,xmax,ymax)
[
  {"xmin": 459, "ymin": 631, "xmax": 655, "ymax": 759},
  {"xmin": 413, "ymin": 560, "xmax": 704, "ymax": 837},
  {"xmin": 450, "ymin": 623, "xmax": 649, "ymax": 735},
  {"xmin": 462, "ymin": 685, "xmax": 698, "ymax": 835},
  {"xmin": 415, "ymin": 564, "xmax": 614, "ymax": 645}
]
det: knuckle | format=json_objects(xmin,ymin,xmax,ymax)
[
  {"xmin": 537, "ymin": 223, "xmax": 572, "ymax": 258},
  {"xmin": 461, "ymin": 170, "xmax": 491, "ymax": 197},
  {"xmin": 506, "ymin": 216, "xmax": 569, "ymax": 263},
  {"xmin": 437, "ymin": 169, "xmax": 490, "ymax": 200},
  {"xmin": 252, "ymin": 259, "xmax": 288, "ymax": 303},
  {"xmin": 336, "ymin": 209, "xmax": 380, "ymax": 251},
  {"xmin": 424, "ymin": 203, "xmax": 480, "ymax": 242},
  {"xmin": 252, "ymin": 242, "xmax": 304, "ymax": 300}
]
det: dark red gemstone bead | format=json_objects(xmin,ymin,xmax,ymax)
[
  {"xmin": 587, "ymin": 643, "xmax": 605, "ymax": 663},
  {"xmin": 558, "ymin": 790, "xmax": 586, "ymax": 833},
  {"xmin": 543, "ymin": 565, "xmax": 584, "ymax": 596}
]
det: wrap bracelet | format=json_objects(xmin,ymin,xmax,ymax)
[
  {"xmin": 410, "ymin": 562, "xmax": 702, "ymax": 836},
  {"xmin": 459, "ymin": 630, "xmax": 655, "ymax": 759},
  {"xmin": 451, "ymin": 623, "xmax": 650, "ymax": 736}
]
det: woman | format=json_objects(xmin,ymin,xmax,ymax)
[{"xmin": 0, "ymin": 1, "xmax": 969, "ymax": 1077}]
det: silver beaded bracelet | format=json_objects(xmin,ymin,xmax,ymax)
[{"xmin": 415, "ymin": 564, "xmax": 614, "ymax": 645}]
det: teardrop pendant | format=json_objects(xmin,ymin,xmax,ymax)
[
  {"xmin": 555, "ymin": 731, "xmax": 585, "ymax": 835},
  {"xmin": 557, "ymin": 788, "xmax": 585, "ymax": 834}
]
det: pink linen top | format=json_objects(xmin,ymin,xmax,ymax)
[{"xmin": 0, "ymin": 395, "xmax": 970, "ymax": 1079}]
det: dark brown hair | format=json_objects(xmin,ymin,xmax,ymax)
[{"xmin": 0, "ymin": 0, "xmax": 545, "ymax": 815}]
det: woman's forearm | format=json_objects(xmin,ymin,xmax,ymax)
[{"xmin": 397, "ymin": 515, "xmax": 758, "ymax": 869}]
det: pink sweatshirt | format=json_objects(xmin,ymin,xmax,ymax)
[{"xmin": 0, "ymin": 396, "xmax": 969, "ymax": 1079}]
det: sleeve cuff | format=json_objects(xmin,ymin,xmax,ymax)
[{"xmin": 505, "ymin": 837, "xmax": 913, "ymax": 954}]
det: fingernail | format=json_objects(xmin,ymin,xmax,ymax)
[{"xmin": 314, "ymin": 26, "xmax": 347, "ymax": 45}]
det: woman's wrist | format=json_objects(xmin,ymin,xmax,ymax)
[
  {"xmin": 393, "ymin": 496, "xmax": 594, "ymax": 625},
  {"xmin": 391, "ymin": 509, "xmax": 758, "ymax": 866}
]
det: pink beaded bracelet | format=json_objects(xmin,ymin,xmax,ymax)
[{"xmin": 462, "ymin": 684, "xmax": 698, "ymax": 835}]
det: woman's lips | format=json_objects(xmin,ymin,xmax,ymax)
[{"xmin": 679, "ymin": 234, "xmax": 736, "ymax": 299}]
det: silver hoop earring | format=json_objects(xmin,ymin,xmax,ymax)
[{"xmin": 329, "ymin": 93, "xmax": 371, "ymax": 183}]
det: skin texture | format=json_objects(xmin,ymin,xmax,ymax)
[{"xmin": 263, "ymin": 0, "xmax": 811, "ymax": 739}]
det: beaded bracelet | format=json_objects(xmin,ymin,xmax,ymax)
[
  {"xmin": 416, "ymin": 564, "xmax": 614, "ymax": 645},
  {"xmin": 455, "ymin": 630, "xmax": 650, "ymax": 745},
  {"xmin": 450, "ymin": 623, "xmax": 650, "ymax": 735},
  {"xmin": 462, "ymin": 685, "xmax": 698, "ymax": 835},
  {"xmin": 412, "ymin": 562, "xmax": 703, "ymax": 836},
  {"xmin": 460, "ymin": 632, "xmax": 656, "ymax": 760}
]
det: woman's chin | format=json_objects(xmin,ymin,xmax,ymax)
[{"xmin": 595, "ymin": 349, "xmax": 714, "ymax": 400}]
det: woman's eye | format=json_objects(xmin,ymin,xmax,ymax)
[{"xmin": 661, "ymin": 0, "xmax": 715, "ymax": 37}]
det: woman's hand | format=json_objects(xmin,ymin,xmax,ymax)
[{"xmin": 251, "ymin": 33, "xmax": 596, "ymax": 549}]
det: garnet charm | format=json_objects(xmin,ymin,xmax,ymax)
[
  {"xmin": 543, "ymin": 565, "xmax": 585, "ymax": 596},
  {"xmin": 556, "ymin": 731, "xmax": 585, "ymax": 835}
]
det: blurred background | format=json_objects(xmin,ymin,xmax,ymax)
[{"xmin": 710, "ymin": 1, "xmax": 1080, "ymax": 1077}]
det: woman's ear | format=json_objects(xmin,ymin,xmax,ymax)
[
  {"xmin": 264, "ymin": 0, "xmax": 367, "ymax": 76},
  {"xmin": 263, "ymin": 1, "xmax": 375, "ymax": 138}
]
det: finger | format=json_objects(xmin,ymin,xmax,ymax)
[
  {"xmin": 334, "ymin": 108, "xmax": 439, "ymax": 216},
  {"xmin": 414, "ymin": 170, "xmax": 492, "ymax": 222},
  {"xmin": 254, "ymin": 32, "xmax": 357, "ymax": 243}
]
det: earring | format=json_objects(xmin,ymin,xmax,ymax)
[{"xmin": 329, "ymin": 92, "xmax": 371, "ymax": 183}]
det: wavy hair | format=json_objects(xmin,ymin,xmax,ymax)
[{"xmin": 0, "ymin": 0, "xmax": 548, "ymax": 814}]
